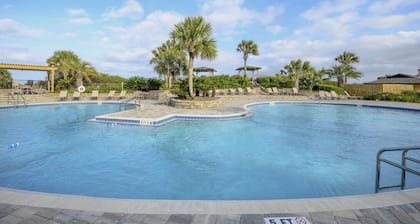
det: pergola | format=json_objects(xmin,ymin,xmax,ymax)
[
  {"xmin": 236, "ymin": 66, "xmax": 262, "ymax": 76},
  {"xmin": 193, "ymin": 66, "xmax": 217, "ymax": 76},
  {"xmin": 0, "ymin": 63, "xmax": 57, "ymax": 92}
]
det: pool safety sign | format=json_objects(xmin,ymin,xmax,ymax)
[{"xmin": 264, "ymin": 217, "xmax": 311, "ymax": 224}]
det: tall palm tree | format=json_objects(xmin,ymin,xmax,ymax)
[
  {"xmin": 327, "ymin": 64, "xmax": 361, "ymax": 88},
  {"xmin": 47, "ymin": 50, "xmax": 97, "ymax": 88},
  {"xmin": 236, "ymin": 40, "xmax": 259, "ymax": 78},
  {"xmin": 150, "ymin": 40, "xmax": 186, "ymax": 88},
  {"xmin": 335, "ymin": 51, "xmax": 360, "ymax": 84},
  {"xmin": 284, "ymin": 59, "xmax": 312, "ymax": 89},
  {"xmin": 171, "ymin": 16, "xmax": 217, "ymax": 97}
]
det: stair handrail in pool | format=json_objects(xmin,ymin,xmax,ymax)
[
  {"xmin": 375, "ymin": 146, "xmax": 420, "ymax": 193},
  {"xmin": 7, "ymin": 92, "xmax": 27, "ymax": 108},
  {"xmin": 119, "ymin": 95, "xmax": 143, "ymax": 111}
]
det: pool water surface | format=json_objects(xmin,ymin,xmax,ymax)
[{"xmin": 0, "ymin": 103, "xmax": 419, "ymax": 200}]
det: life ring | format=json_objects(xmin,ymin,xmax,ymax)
[{"xmin": 78, "ymin": 86, "xmax": 86, "ymax": 93}]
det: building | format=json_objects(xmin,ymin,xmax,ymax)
[{"xmin": 345, "ymin": 69, "xmax": 420, "ymax": 96}]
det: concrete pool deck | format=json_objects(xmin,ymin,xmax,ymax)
[{"xmin": 1, "ymin": 94, "xmax": 420, "ymax": 223}]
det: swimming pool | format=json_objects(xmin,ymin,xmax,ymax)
[{"xmin": 0, "ymin": 102, "xmax": 419, "ymax": 200}]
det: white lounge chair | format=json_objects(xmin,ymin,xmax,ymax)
[
  {"xmin": 271, "ymin": 87, "xmax": 280, "ymax": 95},
  {"xmin": 237, "ymin": 88, "xmax": 245, "ymax": 95},
  {"xmin": 59, "ymin": 90, "xmax": 68, "ymax": 101},
  {"xmin": 117, "ymin": 90, "xmax": 127, "ymax": 100},
  {"xmin": 317, "ymin": 91, "xmax": 327, "ymax": 100},
  {"xmin": 72, "ymin": 91, "xmax": 81, "ymax": 100},
  {"xmin": 91, "ymin": 90, "xmax": 99, "ymax": 100},
  {"xmin": 106, "ymin": 90, "xmax": 116, "ymax": 100},
  {"xmin": 245, "ymin": 87, "xmax": 255, "ymax": 95},
  {"xmin": 228, "ymin": 89, "xmax": 237, "ymax": 95},
  {"xmin": 324, "ymin": 91, "xmax": 332, "ymax": 99}
]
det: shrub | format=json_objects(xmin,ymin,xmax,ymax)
[
  {"xmin": 314, "ymin": 84, "xmax": 345, "ymax": 94},
  {"xmin": 364, "ymin": 91, "xmax": 420, "ymax": 103},
  {"xmin": 256, "ymin": 76, "xmax": 294, "ymax": 88}
]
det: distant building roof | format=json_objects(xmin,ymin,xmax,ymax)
[{"xmin": 367, "ymin": 73, "xmax": 420, "ymax": 84}]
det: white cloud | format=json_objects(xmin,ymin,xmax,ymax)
[
  {"xmin": 62, "ymin": 32, "xmax": 77, "ymax": 38},
  {"xmin": 103, "ymin": 0, "xmax": 144, "ymax": 20},
  {"xmin": 67, "ymin": 8, "xmax": 92, "ymax": 25},
  {"xmin": 368, "ymin": 0, "xmax": 420, "ymax": 14},
  {"xmin": 0, "ymin": 18, "xmax": 43, "ymax": 38},
  {"xmin": 67, "ymin": 9, "xmax": 88, "ymax": 17},
  {"xmin": 362, "ymin": 11, "xmax": 420, "ymax": 29},
  {"xmin": 69, "ymin": 17, "xmax": 93, "ymax": 25},
  {"xmin": 200, "ymin": 0, "xmax": 284, "ymax": 39},
  {"xmin": 266, "ymin": 25, "xmax": 283, "ymax": 34},
  {"xmin": 301, "ymin": 0, "xmax": 367, "ymax": 20}
]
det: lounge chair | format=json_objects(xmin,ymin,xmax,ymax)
[
  {"xmin": 117, "ymin": 90, "xmax": 127, "ymax": 100},
  {"xmin": 91, "ymin": 90, "xmax": 99, "ymax": 100},
  {"xmin": 59, "ymin": 91, "xmax": 68, "ymax": 101},
  {"xmin": 330, "ymin": 91, "xmax": 341, "ymax": 100},
  {"xmin": 237, "ymin": 88, "xmax": 245, "ymax": 95},
  {"xmin": 317, "ymin": 91, "xmax": 326, "ymax": 100},
  {"xmin": 266, "ymin": 87, "xmax": 274, "ymax": 95},
  {"xmin": 292, "ymin": 87, "xmax": 299, "ymax": 95},
  {"xmin": 271, "ymin": 87, "xmax": 280, "ymax": 95},
  {"xmin": 245, "ymin": 87, "xmax": 255, "ymax": 95},
  {"xmin": 228, "ymin": 89, "xmax": 237, "ymax": 95},
  {"xmin": 72, "ymin": 91, "xmax": 81, "ymax": 100},
  {"xmin": 106, "ymin": 90, "xmax": 116, "ymax": 100},
  {"xmin": 324, "ymin": 91, "xmax": 332, "ymax": 99}
]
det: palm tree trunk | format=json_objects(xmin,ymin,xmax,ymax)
[
  {"xmin": 295, "ymin": 74, "xmax": 299, "ymax": 89},
  {"xmin": 188, "ymin": 56, "xmax": 194, "ymax": 97},
  {"xmin": 243, "ymin": 55, "xmax": 248, "ymax": 78}
]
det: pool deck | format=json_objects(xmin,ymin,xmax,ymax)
[{"xmin": 1, "ymin": 94, "xmax": 420, "ymax": 223}]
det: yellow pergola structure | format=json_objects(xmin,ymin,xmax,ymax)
[{"xmin": 0, "ymin": 63, "xmax": 57, "ymax": 92}]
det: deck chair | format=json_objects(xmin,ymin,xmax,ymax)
[
  {"xmin": 117, "ymin": 90, "xmax": 127, "ymax": 100},
  {"xmin": 330, "ymin": 91, "xmax": 340, "ymax": 100},
  {"xmin": 59, "ymin": 91, "xmax": 68, "ymax": 101},
  {"xmin": 317, "ymin": 91, "xmax": 326, "ymax": 100},
  {"xmin": 245, "ymin": 87, "xmax": 255, "ymax": 95},
  {"xmin": 228, "ymin": 89, "xmax": 237, "ymax": 95},
  {"xmin": 266, "ymin": 87, "xmax": 274, "ymax": 95},
  {"xmin": 271, "ymin": 87, "xmax": 280, "ymax": 95},
  {"xmin": 72, "ymin": 91, "xmax": 81, "ymax": 100},
  {"xmin": 292, "ymin": 87, "xmax": 299, "ymax": 95},
  {"xmin": 324, "ymin": 91, "xmax": 332, "ymax": 100},
  {"xmin": 90, "ymin": 90, "xmax": 99, "ymax": 100},
  {"xmin": 237, "ymin": 88, "xmax": 245, "ymax": 95},
  {"xmin": 106, "ymin": 90, "xmax": 115, "ymax": 100}
]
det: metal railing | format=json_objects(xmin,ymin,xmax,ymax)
[
  {"xmin": 119, "ymin": 95, "xmax": 143, "ymax": 111},
  {"xmin": 375, "ymin": 146, "xmax": 420, "ymax": 192},
  {"xmin": 7, "ymin": 92, "xmax": 27, "ymax": 107}
]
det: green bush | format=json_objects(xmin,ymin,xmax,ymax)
[
  {"xmin": 256, "ymin": 76, "xmax": 294, "ymax": 88},
  {"xmin": 314, "ymin": 84, "xmax": 345, "ymax": 94},
  {"xmin": 364, "ymin": 91, "xmax": 420, "ymax": 103}
]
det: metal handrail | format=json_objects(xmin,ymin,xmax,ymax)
[
  {"xmin": 119, "ymin": 95, "xmax": 143, "ymax": 111},
  {"xmin": 7, "ymin": 92, "xmax": 27, "ymax": 107},
  {"xmin": 375, "ymin": 146, "xmax": 420, "ymax": 192}
]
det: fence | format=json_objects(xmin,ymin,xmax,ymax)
[{"xmin": 344, "ymin": 84, "xmax": 383, "ymax": 96}]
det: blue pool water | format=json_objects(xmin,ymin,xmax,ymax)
[{"xmin": 0, "ymin": 103, "xmax": 419, "ymax": 200}]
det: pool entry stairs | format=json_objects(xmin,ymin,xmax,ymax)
[
  {"xmin": 0, "ymin": 89, "xmax": 27, "ymax": 107},
  {"xmin": 375, "ymin": 146, "xmax": 420, "ymax": 192}
]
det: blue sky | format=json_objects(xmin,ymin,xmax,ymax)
[{"xmin": 1, "ymin": 0, "xmax": 420, "ymax": 82}]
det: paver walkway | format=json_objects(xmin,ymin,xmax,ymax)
[{"xmin": 1, "ymin": 202, "xmax": 420, "ymax": 224}]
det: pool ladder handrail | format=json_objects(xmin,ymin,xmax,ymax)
[
  {"xmin": 375, "ymin": 146, "xmax": 420, "ymax": 193},
  {"xmin": 7, "ymin": 92, "xmax": 27, "ymax": 108},
  {"xmin": 119, "ymin": 95, "xmax": 143, "ymax": 111}
]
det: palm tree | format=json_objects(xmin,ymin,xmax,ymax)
[
  {"xmin": 171, "ymin": 16, "xmax": 217, "ymax": 97},
  {"xmin": 284, "ymin": 59, "xmax": 312, "ymax": 89},
  {"xmin": 0, "ymin": 69, "xmax": 12, "ymax": 88},
  {"xmin": 150, "ymin": 40, "xmax": 187, "ymax": 88},
  {"xmin": 302, "ymin": 68, "xmax": 323, "ymax": 92},
  {"xmin": 327, "ymin": 64, "xmax": 361, "ymax": 88},
  {"xmin": 236, "ymin": 40, "xmax": 259, "ymax": 78},
  {"xmin": 335, "ymin": 51, "xmax": 360, "ymax": 84},
  {"xmin": 47, "ymin": 50, "xmax": 97, "ymax": 88}
]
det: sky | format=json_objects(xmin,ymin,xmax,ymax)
[{"xmin": 1, "ymin": 0, "xmax": 420, "ymax": 83}]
